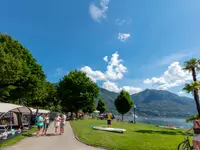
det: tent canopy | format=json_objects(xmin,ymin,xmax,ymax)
[
  {"xmin": 30, "ymin": 108, "xmax": 50, "ymax": 114},
  {"xmin": 93, "ymin": 110, "xmax": 100, "ymax": 113},
  {"xmin": 0, "ymin": 102, "xmax": 31, "ymax": 113}
]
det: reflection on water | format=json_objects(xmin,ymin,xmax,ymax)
[{"xmin": 116, "ymin": 116, "xmax": 193, "ymax": 129}]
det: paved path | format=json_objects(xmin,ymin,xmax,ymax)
[{"xmin": 3, "ymin": 122, "xmax": 104, "ymax": 150}]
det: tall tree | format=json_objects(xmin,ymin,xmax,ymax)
[
  {"xmin": 183, "ymin": 58, "xmax": 200, "ymax": 82},
  {"xmin": 183, "ymin": 81, "xmax": 200, "ymax": 115},
  {"xmin": 57, "ymin": 70, "xmax": 99, "ymax": 118},
  {"xmin": 97, "ymin": 98, "xmax": 106, "ymax": 114},
  {"xmin": 114, "ymin": 90, "xmax": 133, "ymax": 121},
  {"xmin": 0, "ymin": 33, "xmax": 46, "ymax": 103},
  {"xmin": 183, "ymin": 58, "xmax": 200, "ymax": 116},
  {"xmin": 82, "ymin": 100, "xmax": 96, "ymax": 114}
]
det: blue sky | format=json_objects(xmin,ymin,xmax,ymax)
[{"xmin": 0, "ymin": 0, "xmax": 200, "ymax": 96}]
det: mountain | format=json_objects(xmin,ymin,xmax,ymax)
[{"xmin": 98, "ymin": 88, "xmax": 196, "ymax": 118}]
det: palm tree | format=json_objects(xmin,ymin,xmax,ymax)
[
  {"xmin": 183, "ymin": 81, "xmax": 200, "ymax": 115},
  {"xmin": 183, "ymin": 58, "xmax": 200, "ymax": 116},
  {"xmin": 183, "ymin": 58, "xmax": 200, "ymax": 82}
]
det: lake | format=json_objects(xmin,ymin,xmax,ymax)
[{"xmin": 116, "ymin": 115, "xmax": 193, "ymax": 129}]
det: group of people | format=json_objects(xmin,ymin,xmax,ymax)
[{"xmin": 36, "ymin": 113, "xmax": 66, "ymax": 137}]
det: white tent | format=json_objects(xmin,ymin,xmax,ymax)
[
  {"xmin": 30, "ymin": 108, "xmax": 50, "ymax": 114},
  {"xmin": 0, "ymin": 102, "xmax": 31, "ymax": 118},
  {"xmin": 93, "ymin": 110, "xmax": 100, "ymax": 113}
]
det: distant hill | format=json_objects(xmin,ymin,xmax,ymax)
[{"xmin": 98, "ymin": 88, "xmax": 196, "ymax": 118}]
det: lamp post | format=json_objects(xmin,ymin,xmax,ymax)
[{"xmin": 134, "ymin": 105, "xmax": 136, "ymax": 124}]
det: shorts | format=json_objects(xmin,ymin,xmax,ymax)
[
  {"xmin": 44, "ymin": 123, "xmax": 49, "ymax": 129},
  {"xmin": 107, "ymin": 120, "xmax": 111, "ymax": 125},
  {"xmin": 194, "ymin": 134, "xmax": 200, "ymax": 141},
  {"xmin": 60, "ymin": 123, "xmax": 64, "ymax": 128},
  {"xmin": 37, "ymin": 125, "xmax": 43, "ymax": 130}
]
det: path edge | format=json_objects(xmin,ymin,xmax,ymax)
[{"xmin": 69, "ymin": 121, "xmax": 108, "ymax": 150}]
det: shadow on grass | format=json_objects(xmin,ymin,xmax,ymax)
[{"xmin": 135, "ymin": 130, "xmax": 182, "ymax": 135}]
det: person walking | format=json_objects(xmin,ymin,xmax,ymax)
[
  {"xmin": 54, "ymin": 113, "xmax": 60, "ymax": 135},
  {"xmin": 36, "ymin": 113, "xmax": 44, "ymax": 137},
  {"xmin": 60, "ymin": 114, "xmax": 66, "ymax": 135},
  {"xmin": 107, "ymin": 112, "xmax": 112, "ymax": 128},
  {"xmin": 42, "ymin": 113, "xmax": 50, "ymax": 136}
]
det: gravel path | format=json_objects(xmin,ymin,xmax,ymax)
[{"xmin": 3, "ymin": 122, "xmax": 104, "ymax": 150}]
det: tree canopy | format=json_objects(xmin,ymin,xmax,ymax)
[
  {"xmin": 57, "ymin": 70, "xmax": 99, "ymax": 117},
  {"xmin": 97, "ymin": 98, "xmax": 106, "ymax": 114},
  {"xmin": 0, "ymin": 33, "xmax": 46, "ymax": 105},
  {"xmin": 114, "ymin": 90, "xmax": 133, "ymax": 120}
]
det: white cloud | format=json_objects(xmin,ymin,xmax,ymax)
[
  {"xmin": 103, "ymin": 56, "xmax": 108, "ymax": 62},
  {"xmin": 155, "ymin": 52, "xmax": 194, "ymax": 66},
  {"xmin": 143, "ymin": 62, "xmax": 192, "ymax": 90},
  {"xmin": 81, "ymin": 52, "xmax": 127, "ymax": 82},
  {"xmin": 102, "ymin": 81, "xmax": 120, "ymax": 93},
  {"xmin": 54, "ymin": 68, "xmax": 66, "ymax": 77},
  {"xmin": 80, "ymin": 52, "xmax": 142, "ymax": 94},
  {"xmin": 80, "ymin": 66, "xmax": 106, "ymax": 82},
  {"xmin": 89, "ymin": 0, "xmax": 110, "ymax": 22},
  {"xmin": 118, "ymin": 33, "xmax": 131, "ymax": 42},
  {"xmin": 115, "ymin": 18, "xmax": 132, "ymax": 26},
  {"xmin": 102, "ymin": 81, "xmax": 142, "ymax": 94},
  {"xmin": 178, "ymin": 91, "xmax": 185, "ymax": 95}
]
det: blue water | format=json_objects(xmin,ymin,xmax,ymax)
[{"xmin": 116, "ymin": 116, "xmax": 193, "ymax": 129}]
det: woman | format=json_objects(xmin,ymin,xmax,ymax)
[
  {"xmin": 185, "ymin": 119, "xmax": 200, "ymax": 150},
  {"xmin": 60, "ymin": 114, "xmax": 66, "ymax": 135},
  {"xmin": 54, "ymin": 113, "xmax": 60, "ymax": 134},
  {"xmin": 42, "ymin": 113, "xmax": 50, "ymax": 136},
  {"xmin": 36, "ymin": 114, "xmax": 44, "ymax": 137}
]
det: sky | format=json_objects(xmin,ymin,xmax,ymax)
[{"xmin": 0, "ymin": 0, "xmax": 200, "ymax": 97}]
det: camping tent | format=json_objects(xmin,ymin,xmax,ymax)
[
  {"xmin": 30, "ymin": 108, "xmax": 50, "ymax": 114},
  {"xmin": 0, "ymin": 102, "xmax": 32, "ymax": 119},
  {"xmin": 0, "ymin": 102, "xmax": 32, "ymax": 134}
]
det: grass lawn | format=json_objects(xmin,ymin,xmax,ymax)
[
  {"xmin": 70, "ymin": 119, "xmax": 192, "ymax": 150},
  {"xmin": 0, "ymin": 127, "xmax": 37, "ymax": 149}
]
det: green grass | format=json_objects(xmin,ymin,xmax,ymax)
[
  {"xmin": 0, "ymin": 127, "xmax": 37, "ymax": 149},
  {"xmin": 70, "ymin": 119, "xmax": 193, "ymax": 150}
]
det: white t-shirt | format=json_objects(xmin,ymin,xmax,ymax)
[
  {"xmin": 44, "ymin": 116, "xmax": 50, "ymax": 124},
  {"xmin": 63, "ymin": 115, "xmax": 66, "ymax": 124},
  {"xmin": 54, "ymin": 116, "xmax": 60, "ymax": 127}
]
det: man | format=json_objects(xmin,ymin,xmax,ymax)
[{"xmin": 107, "ymin": 112, "xmax": 112, "ymax": 127}]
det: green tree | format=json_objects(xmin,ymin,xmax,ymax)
[
  {"xmin": 114, "ymin": 90, "xmax": 133, "ymax": 121},
  {"xmin": 82, "ymin": 100, "xmax": 96, "ymax": 114},
  {"xmin": 0, "ymin": 33, "xmax": 46, "ymax": 103},
  {"xmin": 97, "ymin": 98, "xmax": 106, "ymax": 114},
  {"xmin": 183, "ymin": 58, "xmax": 200, "ymax": 116},
  {"xmin": 183, "ymin": 81, "xmax": 200, "ymax": 115},
  {"xmin": 58, "ymin": 70, "xmax": 99, "ymax": 118}
]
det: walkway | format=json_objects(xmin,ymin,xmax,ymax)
[{"xmin": 3, "ymin": 122, "xmax": 104, "ymax": 150}]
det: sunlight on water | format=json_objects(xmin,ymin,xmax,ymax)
[{"xmin": 116, "ymin": 116, "xmax": 193, "ymax": 129}]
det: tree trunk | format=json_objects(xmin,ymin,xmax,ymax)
[
  {"xmin": 76, "ymin": 111, "xmax": 79, "ymax": 119},
  {"xmin": 192, "ymin": 68, "xmax": 197, "ymax": 82},
  {"xmin": 70, "ymin": 111, "xmax": 73, "ymax": 120},
  {"xmin": 194, "ymin": 89, "xmax": 200, "ymax": 116},
  {"xmin": 122, "ymin": 114, "xmax": 123, "ymax": 121},
  {"xmin": 35, "ymin": 107, "xmax": 39, "ymax": 124}
]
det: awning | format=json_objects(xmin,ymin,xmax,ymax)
[
  {"xmin": 0, "ymin": 102, "xmax": 32, "ymax": 119},
  {"xmin": 30, "ymin": 108, "xmax": 50, "ymax": 114},
  {"xmin": 93, "ymin": 110, "xmax": 100, "ymax": 113},
  {"xmin": 0, "ymin": 102, "xmax": 31, "ymax": 113}
]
